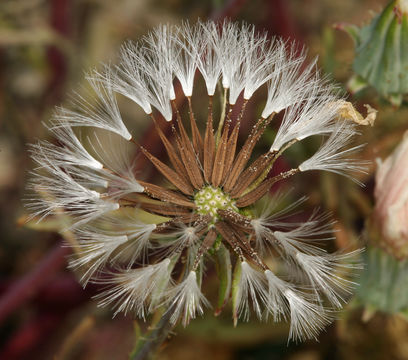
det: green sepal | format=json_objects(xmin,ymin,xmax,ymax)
[
  {"xmin": 196, "ymin": 259, "xmax": 204, "ymax": 288},
  {"xmin": 231, "ymin": 260, "xmax": 243, "ymax": 327},
  {"xmin": 214, "ymin": 244, "xmax": 232, "ymax": 316},
  {"xmin": 149, "ymin": 254, "xmax": 179, "ymax": 311}
]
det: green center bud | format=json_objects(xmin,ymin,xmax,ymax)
[{"xmin": 194, "ymin": 186, "xmax": 238, "ymax": 220}]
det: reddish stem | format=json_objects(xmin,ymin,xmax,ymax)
[{"xmin": 0, "ymin": 244, "xmax": 70, "ymax": 324}]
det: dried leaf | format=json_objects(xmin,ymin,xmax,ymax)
[{"xmin": 335, "ymin": 100, "xmax": 377, "ymax": 126}]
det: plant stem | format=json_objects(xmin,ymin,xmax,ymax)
[{"xmin": 130, "ymin": 311, "xmax": 174, "ymax": 360}]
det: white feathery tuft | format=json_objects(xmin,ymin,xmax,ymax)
[
  {"xmin": 285, "ymin": 289, "xmax": 332, "ymax": 342},
  {"xmin": 29, "ymin": 125, "xmax": 103, "ymax": 170},
  {"xmin": 53, "ymin": 73, "xmax": 132, "ymax": 141},
  {"xmin": 94, "ymin": 258, "xmax": 172, "ymax": 318},
  {"xmin": 155, "ymin": 222, "xmax": 201, "ymax": 266},
  {"xmin": 173, "ymin": 22, "xmax": 201, "ymax": 97},
  {"xmin": 250, "ymin": 195, "xmax": 309, "ymax": 255},
  {"xmin": 272, "ymin": 217, "xmax": 334, "ymax": 258},
  {"xmin": 299, "ymin": 122, "xmax": 368, "ymax": 183},
  {"xmin": 220, "ymin": 22, "xmax": 247, "ymax": 104},
  {"xmin": 234, "ymin": 261, "xmax": 269, "ymax": 321},
  {"xmin": 242, "ymin": 32, "xmax": 277, "ymax": 101},
  {"xmin": 141, "ymin": 24, "xmax": 176, "ymax": 121},
  {"xmin": 261, "ymin": 43, "xmax": 311, "ymax": 119},
  {"xmin": 90, "ymin": 62, "xmax": 152, "ymax": 115},
  {"xmin": 195, "ymin": 20, "xmax": 222, "ymax": 96},
  {"xmin": 265, "ymin": 270, "xmax": 335, "ymax": 341},
  {"xmin": 88, "ymin": 133, "xmax": 144, "ymax": 196},
  {"xmin": 270, "ymin": 80, "xmax": 340, "ymax": 152},
  {"xmin": 68, "ymin": 228, "xmax": 129, "ymax": 284},
  {"xmin": 294, "ymin": 250, "xmax": 363, "ymax": 307},
  {"xmin": 264, "ymin": 270, "xmax": 291, "ymax": 321},
  {"xmin": 105, "ymin": 213, "xmax": 157, "ymax": 265},
  {"xmin": 165, "ymin": 270, "xmax": 210, "ymax": 327},
  {"xmin": 217, "ymin": 21, "xmax": 242, "ymax": 91},
  {"xmin": 224, "ymin": 23, "xmax": 274, "ymax": 105},
  {"xmin": 27, "ymin": 155, "xmax": 119, "ymax": 228}
]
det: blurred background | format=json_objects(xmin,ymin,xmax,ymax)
[{"xmin": 1, "ymin": 0, "xmax": 408, "ymax": 359}]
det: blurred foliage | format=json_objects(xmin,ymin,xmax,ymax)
[
  {"xmin": 339, "ymin": 0, "xmax": 408, "ymax": 106},
  {"xmin": 354, "ymin": 246, "xmax": 408, "ymax": 316},
  {"xmin": 1, "ymin": 0, "xmax": 408, "ymax": 359}
]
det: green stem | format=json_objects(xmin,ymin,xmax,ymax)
[{"xmin": 129, "ymin": 311, "xmax": 174, "ymax": 360}]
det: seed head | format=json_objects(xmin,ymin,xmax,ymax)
[{"xmin": 26, "ymin": 20, "xmax": 365, "ymax": 342}]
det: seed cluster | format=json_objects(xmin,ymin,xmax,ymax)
[{"xmin": 194, "ymin": 186, "xmax": 238, "ymax": 220}]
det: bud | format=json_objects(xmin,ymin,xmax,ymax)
[{"xmin": 374, "ymin": 131, "xmax": 408, "ymax": 259}]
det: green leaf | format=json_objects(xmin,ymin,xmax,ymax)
[
  {"xmin": 335, "ymin": 22, "xmax": 361, "ymax": 45},
  {"xmin": 347, "ymin": 74, "xmax": 369, "ymax": 94},
  {"xmin": 214, "ymin": 244, "xmax": 232, "ymax": 316}
]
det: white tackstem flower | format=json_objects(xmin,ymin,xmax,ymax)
[
  {"xmin": 235, "ymin": 261, "xmax": 269, "ymax": 321},
  {"xmin": 299, "ymin": 122, "xmax": 368, "ymax": 183},
  {"xmin": 54, "ymin": 74, "xmax": 132, "ymax": 141},
  {"xmin": 165, "ymin": 270, "xmax": 210, "ymax": 327},
  {"xmin": 94, "ymin": 258, "xmax": 172, "ymax": 318}
]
